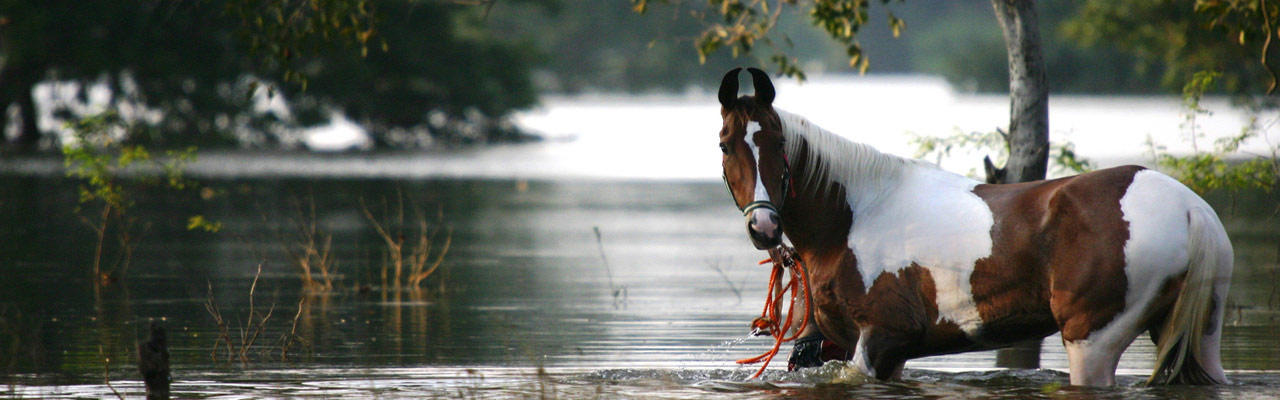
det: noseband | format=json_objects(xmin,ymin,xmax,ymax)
[{"xmin": 724, "ymin": 150, "xmax": 793, "ymax": 217}]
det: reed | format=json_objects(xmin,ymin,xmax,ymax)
[
  {"xmin": 278, "ymin": 196, "xmax": 339, "ymax": 293},
  {"xmin": 203, "ymin": 263, "xmax": 277, "ymax": 367},
  {"xmin": 360, "ymin": 194, "xmax": 452, "ymax": 294},
  {"xmin": 593, "ymin": 227, "xmax": 627, "ymax": 308}
]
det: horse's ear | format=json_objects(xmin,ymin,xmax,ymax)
[
  {"xmin": 719, "ymin": 67, "xmax": 743, "ymax": 108},
  {"xmin": 747, "ymin": 67, "xmax": 775, "ymax": 105}
]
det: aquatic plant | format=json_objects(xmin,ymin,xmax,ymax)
[
  {"xmin": 61, "ymin": 110, "xmax": 203, "ymax": 289},
  {"xmin": 278, "ymin": 195, "xmax": 339, "ymax": 293},
  {"xmin": 204, "ymin": 264, "xmax": 277, "ymax": 367},
  {"xmin": 360, "ymin": 194, "xmax": 452, "ymax": 294}
]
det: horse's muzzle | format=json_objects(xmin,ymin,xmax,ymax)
[{"xmin": 747, "ymin": 208, "xmax": 782, "ymax": 249}]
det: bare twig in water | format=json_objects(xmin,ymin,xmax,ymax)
[
  {"xmin": 705, "ymin": 257, "xmax": 746, "ymax": 304},
  {"xmin": 205, "ymin": 263, "xmax": 278, "ymax": 367},
  {"xmin": 360, "ymin": 193, "xmax": 453, "ymax": 293},
  {"xmin": 204, "ymin": 281, "xmax": 233, "ymax": 363},
  {"xmin": 277, "ymin": 294, "xmax": 308, "ymax": 361},
  {"xmin": 101, "ymin": 347, "xmax": 124, "ymax": 400},
  {"xmin": 238, "ymin": 263, "xmax": 276, "ymax": 367},
  {"xmin": 277, "ymin": 194, "xmax": 338, "ymax": 293},
  {"xmin": 593, "ymin": 227, "xmax": 627, "ymax": 308}
]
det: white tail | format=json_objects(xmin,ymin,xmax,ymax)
[{"xmin": 1146, "ymin": 206, "xmax": 1232, "ymax": 385}]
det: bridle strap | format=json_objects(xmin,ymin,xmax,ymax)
[
  {"xmin": 725, "ymin": 151, "xmax": 793, "ymax": 217},
  {"xmin": 742, "ymin": 200, "xmax": 778, "ymax": 216}
]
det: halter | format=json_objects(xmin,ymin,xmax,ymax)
[{"xmin": 724, "ymin": 149, "xmax": 793, "ymax": 217}]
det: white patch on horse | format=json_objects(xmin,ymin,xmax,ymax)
[
  {"xmin": 744, "ymin": 121, "xmax": 771, "ymax": 204},
  {"xmin": 848, "ymin": 168, "xmax": 994, "ymax": 335},
  {"xmin": 850, "ymin": 326, "xmax": 876, "ymax": 377},
  {"xmin": 1078, "ymin": 170, "xmax": 1198, "ymax": 366},
  {"xmin": 772, "ymin": 109, "xmax": 993, "ymax": 336}
]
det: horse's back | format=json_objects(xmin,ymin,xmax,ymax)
[
  {"xmin": 969, "ymin": 165, "xmax": 1216, "ymax": 342},
  {"xmin": 986, "ymin": 166, "xmax": 1225, "ymax": 342},
  {"xmin": 966, "ymin": 166, "xmax": 1148, "ymax": 342}
]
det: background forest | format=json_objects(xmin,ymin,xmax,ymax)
[{"xmin": 3, "ymin": 0, "xmax": 1271, "ymax": 152}]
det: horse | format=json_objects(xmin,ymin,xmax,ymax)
[{"xmin": 715, "ymin": 67, "xmax": 1234, "ymax": 387}]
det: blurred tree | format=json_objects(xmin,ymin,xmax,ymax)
[
  {"xmin": 1062, "ymin": 0, "xmax": 1278, "ymax": 95},
  {"xmin": 488, "ymin": 1, "xmax": 768, "ymax": 93},
  {"xmin": 0, "ymin": 0, "xmax": 541, "ymax": 152},
  {"xmin": 294, "ymin": 0, "xmax": 543, "ymax": 146},
  {"xmin": 906, "ymin": 1, "xmax": 1166, "ymax": 94}
]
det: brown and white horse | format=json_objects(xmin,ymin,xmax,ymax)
[{"xmin": 716, "ymin": 67, "xmax": 1234, "ymax": 386}]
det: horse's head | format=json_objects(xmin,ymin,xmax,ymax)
[{"xmin": 718, "ymin": 67, "xmax": 788, "ymax": 250}]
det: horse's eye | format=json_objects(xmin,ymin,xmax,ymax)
[{"xmin": 719, "ymin": 142, "xmax": 730, "ymax": 155}]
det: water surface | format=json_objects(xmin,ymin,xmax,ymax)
[{"xmin": 1, "ymin": 176, "xmax": 1277, "ymax": 399}]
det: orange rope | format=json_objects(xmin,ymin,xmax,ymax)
[{"xmin": 735, "ymin": 246, "xmax": 810, "ymax": 379}]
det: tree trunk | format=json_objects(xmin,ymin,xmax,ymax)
[
  {"xmin": 990, "ymin": 0, "xmax": 1049, "ymax": 184},
  {"xmin": 990, "ymin": 0, "xmax": 1049, "ymax": 369}
]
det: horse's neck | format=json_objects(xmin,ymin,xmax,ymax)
[
  {"xmin": 776, "ymin": 115, "xmax": 977, "ymax": 264},
  {"xmin": 775, "ymin": 110, "xmax": 920, "ymax": 215},
  {"xmin": 777, "ymin": 139, "xmax": 905, "ymax": 260}
]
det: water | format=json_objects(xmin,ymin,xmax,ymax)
[
  {"xmin": 1, "ymin": 176, "xmax": 1277, "ymax": 399},
  {"xmin": 2, "ymin": 77, "xmax": 1280, "ymax": 398}
]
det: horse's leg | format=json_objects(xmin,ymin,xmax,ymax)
[
  {"xmin": 1150, "ymin": 266, "xmax": 1231, "ymax": 384},
  {"xmin": 787, "ymin": 315, "xmax": 854, "ymax": 370},
  {"xmin": 1055, "ymin": 275, "xmax": 1152, "ymax": 386},
  {"xmin": 1058, "ymin": 282, "xmax": 1159, "ymax": 386},
  {"xmin": 1062, "ymin": 338, "xmax": 1126, "ymax": 386},
  {"xmin": 886, "ymin": 361, "xmax": 906, "ymax": 381},
  {"xmin": 787, "ymin": 324, "xmax": 826, "ymax": 370},
  {"xmin": 849, "ymin": 326, "xmax": 909, "ymax": 380},
  {"xmin": 1196, "ymin": 284, "xmax": 1230, "ymax": 383}
]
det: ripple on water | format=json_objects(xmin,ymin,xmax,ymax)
[{"xmin": 6, "ymin": 367, "xmax": 1280, "ymax": 399}]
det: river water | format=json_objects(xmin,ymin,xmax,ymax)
[{"xmin": 2, "ymin": 76, "xmax": 1278, "ymax": 398}]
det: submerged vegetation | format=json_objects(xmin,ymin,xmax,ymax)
[
  {"xmin": 193, "ymin": 188, "xmax": 457, "ymax": 369},
  {"xmin": 61, "ymin": 110, "xmax": 200, "ymax": 288},
  {"xmin": 361, "ymin": 194, "xmax": 453, "ymax": 295},
  {"xmin": 278, "ymin": 195, "xmax": 341, "ymax": 293}
]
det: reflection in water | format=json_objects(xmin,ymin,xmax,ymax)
[{"xmin": 0, "ymin": 176, "xmax": 1277, "ymax": 399}]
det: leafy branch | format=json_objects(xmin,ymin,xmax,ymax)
[
  {"xmin": 1149, "ymin": 71, "xmax": 1279, "ymax": 194},
  {"xmin": 632, "ymin": 0, "xmax": 903, "ymax": 79},
  {"xmin": 910, "ymin": 128, "xmax": 1095, "ymax": 179},
  {"xmin": 62, "ymin": 110, "xmax": 204, "ymax": 285},
  {"xmin": 224, "ymin": 0, "xmax": 384, "ymax": 91}
]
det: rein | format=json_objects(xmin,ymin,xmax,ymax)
[{"xmin": 736, "ymin": 244, "xmax": 810, "ymax": 380}]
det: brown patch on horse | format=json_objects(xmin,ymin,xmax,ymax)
[
  {"xmin": 719, "ymin": 101, "xmax": 787, "ymax": 209},
  {"xmin": 972, "ymin": 165, "xmax": 1145, "ymax": 342},
  {"xmin": 806, "ymin": 247, "xmax": 863, "ymax": 353}
]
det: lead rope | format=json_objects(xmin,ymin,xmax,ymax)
[{"xmin": 735, "ymin": 245, "xmax": 810, "ymax": 380}]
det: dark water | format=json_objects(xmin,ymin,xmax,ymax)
[{"xmin": 1, "ymin": 176, "xmax": 1278, "ymax": 399}]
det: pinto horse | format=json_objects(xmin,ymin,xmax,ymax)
[{"xmin": 716, "ymin": 67, "xmax": 1233, "ymax": 386}]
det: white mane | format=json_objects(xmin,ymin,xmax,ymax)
[{"xmin": 774, "ymin": 108, "xmax": 936, "ymax": 207}]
